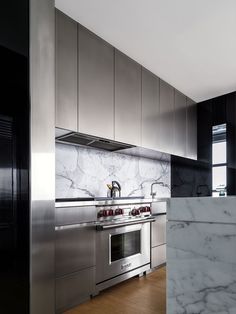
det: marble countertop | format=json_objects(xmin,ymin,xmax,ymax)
[{"xmin": 168, "ymin": 196, "xmax": 236, "ymax": 224}]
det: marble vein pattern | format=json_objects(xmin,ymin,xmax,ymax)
[
  {"xmin": 168, "ymin": 197, "xmax": 236, "ymax": 224},
  {"xmin": 167, "ymin": 221, "xmax": 236, "ymax": 314},
  {"xmin": 56, "ymin": 143, "xmax": 170, "ymax": 199}
]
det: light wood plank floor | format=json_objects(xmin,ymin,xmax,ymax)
[{"xmin": 65, "ymin": 266, "xmax": 166, "ymax": 314}]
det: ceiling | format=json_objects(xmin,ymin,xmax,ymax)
[{"xmin": 55, "ymin": 0, "xmax": 236, "ymax": 102}]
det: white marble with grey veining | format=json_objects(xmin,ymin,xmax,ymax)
[
  {"xmin": 168, "ymin": 197, "xmax": 236, "ymax": 224},
  {"xmin": 167, "ymin": 197, "xmax": 236, "ymax": 314},
  {"xmin": 56, "ymin": 143, "xmax": 170, "ymax": 199}
]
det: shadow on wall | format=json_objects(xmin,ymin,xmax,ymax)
[{"xmin": 171, "ymin": 155, "xmax": 212, "ymax": 197}]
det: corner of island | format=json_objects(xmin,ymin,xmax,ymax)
[{"xmin": 167, "ymin": 196, "xmax": 236, "ymax": 314}]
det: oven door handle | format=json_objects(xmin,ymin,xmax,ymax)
[
  {"xmin": 55, "ymin": 222, "xmax": 96, "ymax": 231},
  {"xmin": 96, "ymin": 218, "xmax": 155, "ymax": 230}
]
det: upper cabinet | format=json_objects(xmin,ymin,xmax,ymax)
[
  {"xmin": 141, "ymin": 68, "xmax": 160, "ymax": 150},
  {"xmin": 174, "ymin": 90, "xmax": 187, "ymax": 157},
  {"xmin": 55, "ymin": 9, "xmax": 197, "ymax": 159},
  {"xmin": 78, "ymin": 27, "xmax": 114, "ymax": 139},
  {"xmin": 159, "ymin": 80, "xmax": 175, "ymax": 154},
  {"xmin": 55, "ymin": 10, "xmax": 78, "ymax": 131},
  {"xmin": 114, "ymin": 50, "xmax": 142, "ymax": 146},
  {"xmin": 186, "ymin": 98, "xmax": 197, "ymax": 159}
]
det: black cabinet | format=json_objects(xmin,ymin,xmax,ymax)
[
  {"xmin": 0, "ymin": 19, "xmax": 30, "ymax": 314},
  {"xmin": 226, "ymin": 93, "xmax": 236, "ymax": 195},
  {"xmin": 196, "ymin": 92, "xmax": 236, "ymax": 196}
]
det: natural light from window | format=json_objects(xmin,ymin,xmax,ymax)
[{"xmin": 212, "ymin": 124, "xmax": 227, "ymax": 197}]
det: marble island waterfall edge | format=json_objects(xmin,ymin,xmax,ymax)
[{"xmin": 167, "ymin": 197, "xmax": 236, "ymax": 314}]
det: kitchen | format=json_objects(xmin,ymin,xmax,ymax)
[{"xmin": 1, "ymin": 1, "xmax": 236, "ymax": 314}]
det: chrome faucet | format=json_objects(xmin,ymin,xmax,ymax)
[{"xmin": 150, "ymin": 181, "xmax": 165, "ymax": 199}]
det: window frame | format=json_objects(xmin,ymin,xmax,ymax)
[{"xmin": 212, "ymin": 124, "xmax": 227, "ymax": 195}]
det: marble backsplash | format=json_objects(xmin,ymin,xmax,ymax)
[{"xmin": 56, "ymin": 143, "xmax": 170, "ymax": 199}]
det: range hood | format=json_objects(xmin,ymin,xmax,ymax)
[{"xmin": 56, "ymin": 131, "xmax": 135, "ymax": 152}]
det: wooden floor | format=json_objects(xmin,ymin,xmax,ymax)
[{"xmin": 65, "ymin": 266, "xmax": 166, "ymax": 314}]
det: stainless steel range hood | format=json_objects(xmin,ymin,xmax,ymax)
[{"xmin": 56, "ymin": 131, "xmax": 135, "ymax": 152}]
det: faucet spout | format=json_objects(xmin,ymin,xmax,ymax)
[{"xmin": 150, "ymin": 181, "xmax": 165, "ymax": 199}]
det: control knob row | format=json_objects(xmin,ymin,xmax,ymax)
[
  {"xmin": 131, "ymin": 208, "xmax": 141, "ymax": 216},
  {"xmin": 98, "ymin": 208, "xmax": 123, "ymax": 217},
  {"xmin": 140, "ymin": 206, "xmax": 151, "ymax": 213},
  {"xmin": 131, "ymin": 206, "xmax": 151, "ymax": 216}
]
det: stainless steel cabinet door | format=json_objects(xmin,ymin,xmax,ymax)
[
  {"xmin": 151, "ymin": 244, "xmax": 166, "ymax": 268},
  {"xmin": 78, "ymin": 27, "xmax": 114, "ymax": 139},
  {"xmin": 151, "ymin": 214, "xmax": 166, "ymax": 247},
  {"xmin": 115, "ymin": 50, "xmax": 141, "ymax": 145},
  {"xmin": 159, "ymin": 80, "xmax": 174, "ymax": 154},
  {"xmin": 55, "ymin": 224, "xmax": 95, "ymax": 277},
  {"xmin": 55, "ymin": 10, "xmax": 77, "ymax": 131},
  {"xmin": 174, "ymin": 90, "xmax": 187, "ymax": 157},
  {"xmin": 186, "ymin": 98, "xmax": 197, "ymax": 160},
  {"xmin": 56, "ymin": 267, "xmax": 95, "ymax": 313},
  {"xmin": 141, "ymin": 68, "xmax": 160, "ymax": 150}
]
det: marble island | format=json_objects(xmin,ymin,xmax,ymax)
[{"xmin": 167, "ymin": 197, "xmax": 236, "ymax": 314}]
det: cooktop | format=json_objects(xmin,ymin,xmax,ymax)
[{"xmin": 56, "ymin": 196, "xmax": 145, "ymax": 202}]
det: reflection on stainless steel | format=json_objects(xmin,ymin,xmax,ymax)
[
  {"xmin": 151, "ymin": 201, "xmax": 167, "ymax": 215},
  {"xmin": 96, "ymin": 264, "xmax": 150, "ymax": 292},
  {"xmin": 55, "ymin": 205, "xmax": 96, "ymax": 313},
  {"xmin": 96, "ymin": 222, "xmax": 151, "ymax": 290},
  {"xmin": 95, "ymin": 199, "xmax": 152, "ymax": 292},
  {"xmin": 30, "ymin": 0, "xmax": 55, "ymax": 313},
  {"xmin": 55, "ymin": 205, "xmax": 96, "ymax": 226},
  {"xmin": 54, "ymin": 197, "xmax": 167, "ymax": 298},
  {"xmin": 96, "ymin": 217, "xmax": 155, "ymax": 230},
  {"xmin": 56, "ymin": 268, "xmax": 95, "ymax": 313},
  {"xmin": 0, "ymin": 116, "xmax": 14, "ymax": 224},
  {"xmin": 56, "ymin": 197, "xmax": 153, "ymax": 208},
  {"xmin": 56, "ymin": 200, "xmax": 95, "ymax": 208}
]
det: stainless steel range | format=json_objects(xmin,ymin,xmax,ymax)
[{"xmin": 95, "ymin": 198, "xmax": 154, "ymax": 292}]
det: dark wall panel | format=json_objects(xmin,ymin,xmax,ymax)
[
  {"xmin": 0, "ymin": 2, "xmax": 28, "ymax": 56},
  {"xmin": 226, "ymin": 93, "xmax": 236, "ymax": 195},
  {"xmin": 0, "ymin": 2, "xmax": 29, "ymax": 313},
  {"xmin": 197, "ymin": 100, "xmax": 212, "ymax": 163},
  {"xmin": 171, "ymin": 156, "xmax": 212, "ymax": 197}
]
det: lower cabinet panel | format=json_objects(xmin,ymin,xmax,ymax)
[
  {"xmin": 56, "ymin": 267, "xmax": 96, "ymax": 313},
  {"xmin": 151, "ymin": 244, "xmax": 166, "ymax": 268},
  {"xmin": 151, "ymin": 214, "xmax": 166, "ymax": 248}
]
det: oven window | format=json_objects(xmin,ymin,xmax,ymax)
[{"xmin": 110, "ymin": 230, "xmax": 141, "ymax": 262}]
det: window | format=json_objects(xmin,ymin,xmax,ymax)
[{"xmin": 212, "ymin": 124, "xmax": 227, "ymax": 197}]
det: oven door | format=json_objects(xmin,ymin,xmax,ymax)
[{"xmin": 96, "ymin": 221, "xmax": 151, "ymax": 284}]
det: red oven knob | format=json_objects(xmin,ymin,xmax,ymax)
[
  {"xmin": 135, "ymin": 209, "xmax": 141, "ymax": 216},
  {"xmin": 102, "ymin": 209, "xmax": 110, "ymax": 217},
  {"xmin": 108, "ymin": 209, "xmax": 114, "ymax": 216},
  {"xmin": 115, "ymin": 208, "xmax": 123, "ymax": 215},
  {"xmin": 98, "ymin": 210, "xmax": 104, "ymax": 218},
  {"xmin": 146, "ymin": 206, "xmax": 151, "ymax": 212}
]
